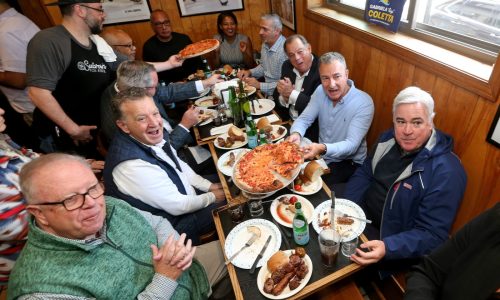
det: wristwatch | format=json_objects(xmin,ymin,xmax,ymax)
[{"xmin": 320, "ymin": 143, "xmax": 327, "ymax": 156}]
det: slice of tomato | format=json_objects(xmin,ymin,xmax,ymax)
[
  {"xmin": 289, "ymin": 196, "xmax": 298, "ymax": 205},
  {"xmin": 294, "ymin": 184, "xmax": 302, "ymax": 191}
]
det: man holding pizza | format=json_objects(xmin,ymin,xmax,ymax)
[
  {"xmin": 289, "ymin": 51, "xmax": 374, "ymax": 188},
  {"xmin": 237, "ymin": 14, "xmax": 287, "ymax": 96},
  {"xmin": 103, "ymin": 88, "xmax": 226, "ymax": 245},
  {"xmin": 143, "ymin": 9, "xmax": 203, "ymax": 84}
]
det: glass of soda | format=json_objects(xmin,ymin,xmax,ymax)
[{"xmin": 318, "ymin": 228, "xmax": 340, "ymax": 267}]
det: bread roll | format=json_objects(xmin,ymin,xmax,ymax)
[
  {"xmin": 267, "ymin": 251, "xmax": 289, "ymax": 273},
  {"xmin": 303, "ymin": 161, "xmax": 325, "ymax": 183},
  {"xmin": 228, "ymin": 125, "xmax": 245, "ymax": 142},
  {"xmin": 223, "ymin": 64, "xmax": 233, "ymax": 76},
  {"xmin": 256, "ymin": 117, "xmax": 271, "ymax": 130}
]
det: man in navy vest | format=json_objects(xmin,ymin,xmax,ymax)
[{"xmin": 103, "ymin": 88, "xmax": 226, "ymax": 245}]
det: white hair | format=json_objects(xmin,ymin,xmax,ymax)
[
  {"xmin": 393, "ymin": 86, "xmax": 435, "ymax": 123},
  {"xmin": 261, "ymin": 14, "xmax": 282, "ymax": 31}
]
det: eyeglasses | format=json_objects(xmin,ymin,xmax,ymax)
[
  {"xmin": 79, "ymin": 4, "xmax": 105, "ymax": 14},
  {"xmin": 112, "ymin": 43, "xmax": 135, "ymax": 49},
  {"xmin": 152, "ymin": 20, "xmax": 171, "ymax": 27},
  {"xmin": 34, "ymin": 182, "xmax": 104, "ymax": 211}
]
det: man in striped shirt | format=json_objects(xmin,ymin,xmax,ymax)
[{"xmin": 237, "ymin": 14, "xmax": 287, "ymax": 96}]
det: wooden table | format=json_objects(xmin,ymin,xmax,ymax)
[{"xmin": 208, "ymin": 139, "xmax": 367, "ymax": 299}]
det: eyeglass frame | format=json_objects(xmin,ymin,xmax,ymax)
[
  {"xmin": 78, "ymin": 4, "xmax": 105, "ymax": 14},
  {"xmin": 112, "ymin": 43, "xmax": 135, "ymax": 49},
  {"xmin": 32, "ymin": 182, "xmax": 104, "ymax": 211},
  {"xmin": 152, "ymin": 20, "xmax": 171, "ymax": 28}
]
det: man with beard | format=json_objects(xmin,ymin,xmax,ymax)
[
  {"xmin": 26, "ymin": 1, "xmax": 182, "ymax": 158},
  {"xmin": 289, "ymin": 52, "xmax": 374, "ymax": 188}
]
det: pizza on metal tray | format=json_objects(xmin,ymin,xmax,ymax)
[
  {"xmin": 179, "ymin": 39, "xmax": 219, "ymax": 58},
  {"xmin": 234, "ymin": 142, "xmax": 304, "ymax": 193}
]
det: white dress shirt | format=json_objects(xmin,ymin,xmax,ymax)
[
  {"xmin": 279, "ymin": 67, "xmax": 310, "ymax": 120},
  {"xmin": 112, "ymin": 139, "xmax": 215, "ymax": 216}
]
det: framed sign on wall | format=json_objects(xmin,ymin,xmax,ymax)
[
  {"xmin": 177, "ymin": 0, "xmax": 244, "ymax": 17},
  {"xmin": 486, "ymin": 104, "xmax": 500, "ymax": 148},
  {"xmin": 102, "ymin": 0, "xmax": 152, "ymax": 25},
  {"xmin": 270, "ymin": 0, "xmax": 296, "ymax": 31}
]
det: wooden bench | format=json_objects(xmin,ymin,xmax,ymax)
[{"xmin": 304, "ymin": 278, "xmax": 364, "ymax": 300}]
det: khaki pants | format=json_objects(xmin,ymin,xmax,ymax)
[{"xmin": 194, "ymin": 241, "xmax": 227, "ymax": 286}]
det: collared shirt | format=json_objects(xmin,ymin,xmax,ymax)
[
  {"xmin": 249, "ymin": 35, "xmax": 287, "ymax": 95},
  {"xmin": 112, "ymin": 138, "xmax": 214, "ymax": 216},
  {"xmin": 290, "ymin": 79, "xmax": 374, "ymax": 164},
  {"xmin": 279, "ymin": 67, "xmax": 311, "ymax": 120}
]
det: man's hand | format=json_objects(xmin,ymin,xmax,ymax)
[
  {"xmin": 87, "ymin": 159, "xmax": 104, "ymax": 173},
  {"xmin": 244, "ymin": 77, "xmax": 260, "ymax": 90},
  {"xmin": 201, "ymin": 74, "xmax": 224, "ymax": 89},
  {"xmin": 151, "ymin": 234, "xmax": 196, "ymax": 280},
  {"xmin": 180, "ymin": 106, "xmax": 200, "ymax": 129},
  {"xmin": 167, "ymin": 54, "xmax": 184, "ymax": 69},
  {"xmin": 287, "ymin": 132, "xmax": 302, "ymax": 145},
  {"xmin": 68, "ymin": 125, "xmax": 97, "ymax": 144},
  {"xmin": 350, "ymin": 240, "xmax": 386, "ymax": 266},
  {"xmin": 237, "ymin": 69, "xmax": 251, "ymax": 80},
  {"xmin": 209, "ymin": 183, "xmax": 225, "ymax": 202},
  {"xmin": 277, "ymin": 77, "xmax": 294, "ymax": 100},
  {"xmin": 301, "ymin": 143, "xmax": 325, "ymax": 160}
]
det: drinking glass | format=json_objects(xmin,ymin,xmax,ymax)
[
  {"xmin": 228, "ymin": 203, "xmax": 245, "ymax": 223},
  {"xmin": 341, "ymin": 236, "xmax": 359, "ymax": 257},
  {"xmin": 248, "ymin": 199, "xmax": 264, "ymax": 217},
  {"xmin": 318, "ymin": 228, "xmax": 340, "ymax": 267}
]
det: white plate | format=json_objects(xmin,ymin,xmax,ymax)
[
  {"xmin": 312, "ymin": 199, "xmax": 366, "ymax": 240},
  {"xmin": 217, "ymin": 149, "xmax": 250, "ymax": 177},
  {"xmin": 189, "ymin": 87, "xmax": 211, "ymax": 99},
  {"xmin": 224, "ymin": 219, "xmax": 281, "ymax": 269},
  {"xmin": 197, "ymin": 108, "xmax": 217, "ymax": 126},
  {"xmin": 257, "ymin": 249, "xmax": 313, "ymax": 299},
  {"xmin": 214, "ymin": 133, "xmax": 248, "ymax": 150},
  {"xmin": 269, "ymin": 125, "xmax": 287, "ymax": 142},
  {"xmin": 269, "ymin": 195, "xmax": 314, "ymax": 228},
  {"xmin": 194, "ymin": 95, "xmax": 220, "ymax": 108},
  {"xmin": 288, "ymin": 177, "xmax": 323, "ymax": 195},
  {"xmin": 251, "ymin": 99, "xmax": 275, "ymax": 115}
]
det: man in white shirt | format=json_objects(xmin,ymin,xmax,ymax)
[
  {"xmin": 103, "ymin": 87, "xmax": 226, "ymax": 245},
  {"xmin": 273, "ymin": 34, "xmax": 321, "ymax": 141}
]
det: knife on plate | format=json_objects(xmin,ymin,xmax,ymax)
[
  {"xmin": 249, "ymin": 235, "xmax": 272, "ymax": 274},
  {"xmin": 331, "ymin": 190, "xmax": 336, "ymax": 228}
]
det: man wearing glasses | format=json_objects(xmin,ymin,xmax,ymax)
[
  {"xmin": 8, "ymin": 153, "xmax": 227, "ymax": 299},
  {"xmin": 344, "ymin": 86, "xmax": 466, "ymax": 278},
  {"xmin": 26, "ymin": 1, "xmax": 183, "ymax": 158},
  {"xmin": 143, "ymin": 9, "xmax": 203, "ymax": 84}
]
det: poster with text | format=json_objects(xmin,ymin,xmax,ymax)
[
  {"xmin": 102, "ymin": 0, "xmax": 151, "ymax": 25},
  {"xmin": 364, "ymin": 0, "xmax": 407, "ymax": 32}
]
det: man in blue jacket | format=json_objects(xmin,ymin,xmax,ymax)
[{"xmin": 344, "ymin": 86, "xmax": 466, "ymax": 277}]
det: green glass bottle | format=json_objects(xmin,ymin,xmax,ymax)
[
  {"xmin": 202, "ymin": 58, "xmax": 211, "ymax": 78},
  {"xmin": 293, "ymin": 201, "xmax": 309, "ymax": 245},
  {"xmin": 237, "ymin": 80, "xmax": 250, "ymax": 115},
  {"xmin": 227, "ymin": 86, "xmax": 243, "ymax": 127},
  {"xmin": 258, "ymin": 128, "xmax": 268, "ymax": 145},
  {"xmin": 245, "ymin": 115, "xmax": 258, "ymax": 149}
]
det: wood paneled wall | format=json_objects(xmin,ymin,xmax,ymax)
[
  {"xmin": 298, "ymin": 3, "xmax": 499, "ymax": 232},
  {"xmin": 24, "ymin": 0, "xmax": 499, "ymax": 232}
]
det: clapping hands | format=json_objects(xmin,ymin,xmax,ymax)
[{"xmin": 151, "ymin": 233, "xmax": 196, "ymax": 280}]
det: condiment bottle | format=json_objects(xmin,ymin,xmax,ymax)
[
  {"xmin": 293, "ymin": 201, "xmax": 309, "ymax": 245},
  {"xmin": 245, "ymin": 115, "xmax": 258, "ymax": 149},
  {"xmin": 258, "ymin": 128, "xmax": 268, "ymax": 145}
]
